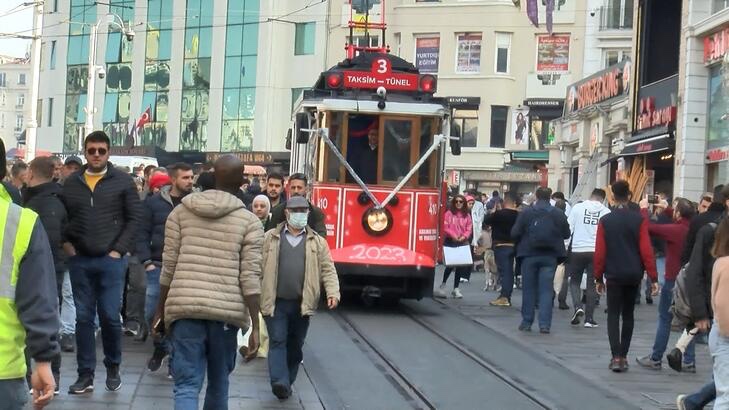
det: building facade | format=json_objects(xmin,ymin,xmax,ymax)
[
  {"xmin": 325, "ymin": 0, "xmax": 586, "ymax": 196},
  {"xmin": 677, "ymin": 0, "xmax": 729, "ymax": 200},
  {"xmin": 34, "ymin": 0, "xmax": 329, "ymax": 156},
  {"xmin": 0, "ymin": 56, "xmax": 31, "ymax": 149}
]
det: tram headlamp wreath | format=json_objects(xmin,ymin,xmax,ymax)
[{"xmin": 362, "ymin": 207, "xmax": 393, "ymax": 236}]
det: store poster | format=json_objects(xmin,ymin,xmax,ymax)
[
  {"xmin": 415, "ymin": 37, "xmax": 440, "ymax": 74},
  {"xmin": 536, "ymin": 35, "xmax": 570, "ymax": 74},
  {"xmin": 511, "ymin": 108, "xmax": 529, "ymax": 147},
  {"xmin": 456, "ymin": 34, "xmax": 482, "ymax": 73}
]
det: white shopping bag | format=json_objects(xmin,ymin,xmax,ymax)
[
  {"xmin": 444, "ymin": 245, "xmax": 473, "ymax": 266},
  {"xmin": 580, "ymin": 273, "xmax": 587, "ymax": 291},
  {"xmin": 553, "ymin": 264, "xmax": 565, "ymax": 294}
]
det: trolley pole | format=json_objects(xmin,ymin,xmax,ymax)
[{"xmin": 24, "ymin": 0, "xmax": 44, "ymax": 162}]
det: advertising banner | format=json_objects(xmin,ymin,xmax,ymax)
[
  {"xmin": 536, "ymin": 35, "xmax": 570, "ymax": 74},
  {"xmin": 415, "ymin": 37, "xmax": 440, "ymax": 74},
  {"xmin": 511, "ymin": 108, "xmax": 530, "ymax": 147}
]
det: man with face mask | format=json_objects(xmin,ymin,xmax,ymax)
[
  {"xmin": 260, "ymin": 195, "xmax": 340, "ymax": 400},
  {"xmin": 266, "ymin": 173, "xmax": 326, "ymax": 237}
]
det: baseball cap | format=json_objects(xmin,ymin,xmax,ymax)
[
  {"xmin": 64, "ymin": 155, "xmax": 83, "ymax": 166},
  {"xmin": 149, "ymin": 173, "xmax": 171, "ymax": 191},
  {"xmin": 285, "ymin": 196, "xmax": 309, "ymax": 210}
]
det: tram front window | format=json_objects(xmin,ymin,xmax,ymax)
[{"xmin": 382, "ymin": 119, "xmax": 412, "ymax": 182}]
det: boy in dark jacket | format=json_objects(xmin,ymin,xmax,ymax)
[
  {"xmin": 137, "ymin": 162, "xmax": 193, "ymax": 373},
  {"xmin": 61, "ymin": 131, "xmax": 142, "ymax": 394},
  {"xmin": 266, "ymin": 173, "xmax": 326, "ymax": 237},
  {"xmin": 594, "ymin": 180, "xmax": 658, "ymax": 373},
  {"xmin": 23, "ymin": 156, "xmax": 68, "ymax": 393}
]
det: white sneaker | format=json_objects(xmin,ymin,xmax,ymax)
[
  {"xmin": 676, "ymin": 395, "xmax": 687, "ymax": 410},
  {"xmin": 452, "ymin": 288, "xmax": 463, "ymax": 299},
  {"xmin": 434, "ymin": 283, "xmax": 447, "ymax": 298}
]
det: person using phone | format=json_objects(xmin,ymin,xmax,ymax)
[{"xmin": 594, "ymin": 180, "xmax": 659, "ymax": 373}]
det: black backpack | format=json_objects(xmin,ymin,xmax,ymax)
[{"xmin": 526, "ymin": 208, "xmax": 560, "ymax": 250}]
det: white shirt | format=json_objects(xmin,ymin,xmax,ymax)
[
  {"xmin": 567, "ymin": 200, "xmax": 611, "ymax": 253},
  {"xmin": 283, "ymin": 225, "xmax": 306, "ymax": 247}
]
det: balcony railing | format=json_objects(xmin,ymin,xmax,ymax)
[{"xmin": 599, "ymin": 6, "xmax": 633, "ymax": 30}]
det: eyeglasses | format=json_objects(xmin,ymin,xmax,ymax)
[
  {"xmin": 454, "ymin": 200, "xmax": 464, "ymax": 204},
  {"xmin": 86, "ymin": 148, "xmax": 107, "ymax": 156}
]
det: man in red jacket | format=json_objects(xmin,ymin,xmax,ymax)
[
  {"xmin": 636, "ymin": 198, "xmax": 697, "ymax": 371},
  {"xmin": 594, "ymin": 180, "xmax": 659, "ymax": 373}
]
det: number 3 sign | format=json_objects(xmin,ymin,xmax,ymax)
[{"xmin": 371, "ymin": 58, "xmax": 390, "ymax": 75}]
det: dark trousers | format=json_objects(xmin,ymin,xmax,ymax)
[
  {"xmin": 606, "ymin": 282, "xmax": 639, "ymax": 358},
  {"xmin": 442, "ymin": 266, "xmax": 469, "ymax": 288},
  {"xmin": 69, "ymin": 254, "xmax": 128, "ymax": 375},
  {"xmin": 494, "ymin": 245, "xmax": 515, "ymax": 299},
  {"xmin": 520, "ymin": 256, "xmax": 558, "ymax": 329},
  {"xmin": 124, "ymin": 256, "xmax": 146, "ymax": 325},
  {"xmin": 566, "ymin": 252, "xmax": 597, "ymax": 321},
  {"xmin": 170, "ymin": 319, "xmax": 238, "ymax": 410},
  {"xmin": 264, "ymin": 299, "xmax": 310, "ymax": 389}
]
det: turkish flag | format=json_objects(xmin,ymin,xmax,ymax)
[{"xmin": 136, "ymin": 107, "xmax": 151, "ymax": 129}]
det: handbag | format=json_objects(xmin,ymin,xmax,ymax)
[{"xmin": 443, "ymin": 245, "xmax": 473, "ymax": 266}]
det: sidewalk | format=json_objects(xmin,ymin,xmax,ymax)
[
  {"xmin": 438, "ymin": 271, "xmax": 714, "ymax": 409},
  {"xmin": 45, "ymin": 335, "xmax": 323, "ymax": 410}
]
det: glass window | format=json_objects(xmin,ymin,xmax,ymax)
[
  {"xmin": 50, "ymin": 40, "xmax": 57, "ymax": 69},
  {"xmin": 495, "ymin": 32, "xmax": 511, "ymax": 74},
  {"xmin": 603, "ymin": 49, "xmax": 630, "ymax": 69},
  {"xmin": 453, "ymin": 109, "xmax": 478, "ymax": 147},
  {"xmin": 0, "ymin": 73, "xmax": 5, "ymax": 88},
  {"xmin": 455, "ymin": 33, "xmax": 482, "ymax": 74},
  {"xmin": 48, "ymin": 97, "xmax": 53, "ymax": 127},
  {"xmin": 103, "ymin": 93, "xmax": 119, "ymax": 122},
  {"xmin": 67, "ymin": 36, "xmax": 84, "ymax": 65},
  {"xmin": 240, "ymin": 56, "xmax": 256, "ymax": 87},
  {"xmin": 76, "ymin": 94, "xmax": 87, "ymax": 123},
  {"xmin": 223, "ymin": 88, "xmax": 239, "ymax": 120},
  {"xmin": 714, "ymin": 0, "xmax": 729, "ymax": 13},
  {"xmin": 223, "ymin": 56, "xmax": 242, "ymax": 88},
  {"xmin": 141, "ymin": 92, "xmax": 157, "ymax": 119},
  {"xmin": 242, "ymin": 24, "xmax": 259, "ymax": 55},
  {"xmin": 18, "ymin": 74, "xmax": 26, "ymax": 85},
  {"xmin": 294, "ymin": 22, "xmax": 316, "ymax": 55},
  {"xmin": 16, "ymin": 94, "xmax": 24, "ymax": 107},
  {"xmin": 603, "ymin": 0, "xmax": 634, "ymax": 30},
  {"xmin": 225, "ymin": 25, "xmax": 243, "ymax": 56},
  {"xmin": 16, "ymin": 114, "xmax": 23, "ymax": 130},
  {"xmin": 291, "ymin": 87, "xmax": 307, "ymax": 113},
  {"xmin": 238, "ymin": 88, "xmax": 255, "ymax": 119},
  {"xmin": 490, "ymin": 106, "xmax": 508, "ymax": 148},
  {"xmin": 707, "ymin": 65, "xmax": 729, "ymax": 148},
  {"xmin": 198, "ymin": 28, "xmax": 213, "ymax": 58},
  {"xmin": 36, "ymin": 99, "xmax": 42, "ymax": 127},
  {"xmin": 418, "ymin": 117, "xmax": 436, "ymax": 186},
  {"xmin": 154, "ymin": 93, "xmax": 168, "ymax": 122},
  {"xmin": 382, "ymin": 119, "xmax": 412, "ymax": 182},
  {"xmin": 106, "ymin": 33, "xmax": 122, "ymax": 63}
]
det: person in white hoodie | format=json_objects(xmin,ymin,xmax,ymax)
[{"xmin": 565, "ymin": 188, "xmax": 611, "ymax": 328}]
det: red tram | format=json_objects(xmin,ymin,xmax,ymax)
[{"xmin": 288, "ymin": 2, "xmax": 460, "ymax": 301}]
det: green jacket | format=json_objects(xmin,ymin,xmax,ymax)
[{"xmin": 265, "ymin": 200, "xmax": 327, "ymax": 237}]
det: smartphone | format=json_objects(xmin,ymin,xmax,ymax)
[{"xmin": 648, "ymin": 195, "xmax": 659, "ymax": 204}]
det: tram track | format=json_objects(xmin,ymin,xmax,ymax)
[{"xmin": 333, "ymin": 305, "xmax": 553, "ymax": 410}]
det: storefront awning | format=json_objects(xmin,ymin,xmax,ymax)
[
  {"xmin": 510, "ymin": 150, "xmax": 549, "ymax": 162},
  {"xmin": 620, "ymin": 134, "xmax": 674, "ymax": 156}
]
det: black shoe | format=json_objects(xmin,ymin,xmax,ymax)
[
  {"xmin": 570, "ymin": 308, "xmax": 585, "ymax": 325},
  {"xmin": 558, "ymin": 302, "xmax": 570, "ymax": 310},
  {"xmin": 539, "ymin": 327, "xmax": 550, "ymax": 334},
  {"xmin": 68, "ymin": 374, "xmax": 94, "ymax": 394},
  {"xmin": 53, "ymin": 372, "xmax": 60, "ymax": 395},
  {"xmin": 60, "ymin": 333, "xmax": 75, "ymax": 353},
  {"xmin": 134, "ymin": 323, "xmax": 149, "ymax": 343},
  {"xmin": 272, "ymin": 383, "xmax": 291, "ymax": 400},
  {"xmin": 666, "ymin": 348, "xmax": 683, "ymax": 372},
  {"xmin": 646, "ymin": 297, "xmax": 653, "ymax": 305},
  {"xmin": 106, "ymin": 365, "xmax": 122, "ymax": 392},
  {"xmin": 147, "ymin": 347, "xmax": 167, "ymax": 372},
  {"xmin": 518, "ymin": 322, "xmax": 531, "ymax": 332},
  {"xmin": 124, "ymin": 321, "xmax": 140, "ymax": 337}
]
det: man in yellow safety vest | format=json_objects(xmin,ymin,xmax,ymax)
[{"xmin": 0, "ymin": 137, "xmax": 60, "ymax": 410}]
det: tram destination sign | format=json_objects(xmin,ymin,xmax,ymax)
[{"xmin": 342, "ymin": 57, "xmax": 420, "ymax": 91}]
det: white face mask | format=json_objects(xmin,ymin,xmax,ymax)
[{"xmin": 287, "ymin": 211, "xmax": 309, "ymax": 229}]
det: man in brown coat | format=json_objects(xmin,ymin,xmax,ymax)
[
  {"xmin": 261, "ymin": 195, "xmax": 340, "ymax": 400},
  {"xmin": 152, "ymin": 155, "xmax": 262, "ymax": 410}
]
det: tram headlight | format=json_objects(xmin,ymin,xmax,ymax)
[{"xmin": 362, "ymin": 207, "xmax": 393, "ymax": 236}]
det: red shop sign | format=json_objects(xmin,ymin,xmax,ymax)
[
  {"xmin": 704, "ymin": 27, "xmax": 729, "ymax": 64},
  {"xmin": 342, "ymin": 57, "xmax": 420, "ymax": 91}
]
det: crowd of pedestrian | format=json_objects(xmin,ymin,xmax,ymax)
[
  {"xmin": 0, "ymin": 131, "xmax": 340, "ymax": 410},
  {"xmin": 444, "ymin": 181, "xmax": 729, "ymax": 408}
]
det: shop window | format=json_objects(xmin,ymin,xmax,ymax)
[
  {"xmin": 713, "ymin": 0, "xmax": 729, "ymax": 13},
  {"xmin": 707, "ymin": 65, "xmax": 729, "ymax": 149},
  {"xmin": 490, "ymin": 106, "xmax": 508, "ymax": 148},
  {"xmin": 455, "ymin": 33, "xmax": 482, "ymax": 74},
  {"xmin": 453, "ymin": 108, "xmax": 478, "ymax": 147},
  {"xmin": 295, "ymin": 22, "xmax": 316, "ymax": 55},
  {"xmin": 495, "ymin": 33, "xmax": 511, "ymax": 74}
]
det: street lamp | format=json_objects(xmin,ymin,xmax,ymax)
[{"xmin": 82, "ymin": 14, "xmax": 135, "ymax": 147}]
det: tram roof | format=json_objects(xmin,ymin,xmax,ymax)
[{"xmin": 296, "ymin": 98, "xmax": 446, "ymax": 117}]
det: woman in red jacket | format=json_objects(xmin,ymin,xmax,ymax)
[{"xmin": 435, "ymin": 195, "xmax": 473, "ymax": 299}]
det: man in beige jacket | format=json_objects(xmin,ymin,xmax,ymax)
[
  {"xmin": 261, "ymin": 195, "xmax": 340, "ymax": 400},
  {"xmin": 151, "ymin": 155, "xmax": 263, "ymax": 410}
]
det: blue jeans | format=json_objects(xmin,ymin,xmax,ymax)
[
  {"xmin": 69, "ymin": 254, "xmax": 128, "ymax": 375},
  {"xmin": 170, "ymin": 319, "xmax": 238, "ymax": 410},
  {"xmin": 0, "ymin": 378, "xmax": 27, "ymax": 410},
  {"xmin": 494, "ymin": 246, "xmax": 515, "ymax": 299},
  {"xmin": 710, "ymin": 322, "xmax": 729, "ymax": 408},
  {"xmin": 264, "ymin": 299, "xmax": 311, "ymax": 389},
  {"xmin": 60, "ymin": 271, "xmax": 76, "ymax": 335},
  {"xmin": 144, "ymin": 266, "xmax": 161, "ymax": 325},
  {"xmin": 684, "ymin": 379, "xmax": 715, "ymax": 409},
  {"xmin": 650, "ymin": 279, "xmax": 695, "ymax": 364},
  {"xmin": 520, "ymin": 256, "xmax": 558, "ymax": 330}
]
